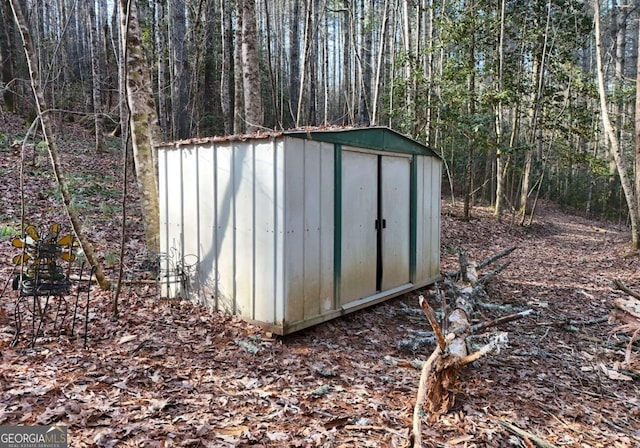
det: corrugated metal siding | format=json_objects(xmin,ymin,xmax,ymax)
[
  {"xmin": 283, "ymin": 138, "xmax": 335, "ymax": 325},
  {"xmin": 415, "ymin": 156, "xmax": 441, "ymax": 283},
  {"xmin": 214, "ymin": 144, "xmax": 236, "ymax": 312},
  {"xmin": 159, "ymin": 139, "xmax": 287, "ymax": 326},
  {"xmin": 196, "ymin": 145, "xmax": 215, "ymax": 308},
  {"xmin": 159, "ymin": 147, "xmax": 185, "ymax": 297}
]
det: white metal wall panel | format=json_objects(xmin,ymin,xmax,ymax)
[
  {"xmin": 414, "ymin": 156, "xmax": 426, "ymax": 282},
  {"xmin": 181, "ymin": 148, "xmax": 200, "ymax": 298},
  {"xmin": 233, "ymin": 144, "xmax": 255, "ymax": 317},
  {"xmin": 381, "ymin": 155, "xmax": 411, "ymax": 290},
  {"xmin": 340, "ymin": 150, "xmax": 378, "ymax": 304},
  {"xmin": 281, "ymin": 138, "xmax": 336, "ymax": 324},
  {"xmin": 420, "ymin": 156, "xmax": 441, "ymax": 281},
  {"xmin": 284, "ymin": 140, "xmax": 305, "ymax": 323},
  {"xmin": 303, "ymin": 140, "xmax": 322, "ymax": 319},
  {"xmin": 161, "ymin": 149, "xmax": 184, "ymax": 297},
  {"xmin": 253, "ymin": 141, "xmax": 278, "ymax": 324},
  {"xmin": 158, "ymin": 149, "xmax": 169, "ymax": 295},
  {"xmin": 196, "ymin": 144, "xmax": 216, "ymax": 307},
  {"xmin": 429, "ymin": 160, "xmax": 442, "ymax": 277},
  {"xmin": 214, "ymin": 145, "xmax": 236, "ymax": 313},
  {"xmin": 274, "ymin": 142, "xmax": 286, "ymax": 324},
  {"xmin": 318, "ymin": 142, "xmax": 335, "ymax": 313}
]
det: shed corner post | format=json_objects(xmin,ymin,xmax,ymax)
[
  {"xmin": 410, "ymin": 154, "xmax": 418, "ymax": 284},
  {"xmin": 333, "ymin": 143, "xmax": 342, "ymax": 310}
]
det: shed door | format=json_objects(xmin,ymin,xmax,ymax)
[
  {"xmin": 340, "ymin": 150, "xmax": 411, "ymax": 306},
  {"xmin": 381, "ymin": 156, "xmax": 411, "ymax": 290},
  {"xmin": 340, "ymin": 151, "xmax": 378, "ymax": 304}
]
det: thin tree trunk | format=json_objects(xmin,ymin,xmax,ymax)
[
  {"xmin": 290, "ymin": 0, "xmax": 301, "ymax": 125},
  {"xmin": 424, "ymin": 0, "xmax": 434, "ymax": 143},
  {"xmin": 88, "ymin": 0, "xmax": 105, "ymax": 153},
  {"xmin": 494, "ymin": 0, "xmax": 506, "ymax": 219},
  {"xmin": 462, "ymin": 0, "xmax": 476, "ymax": 221},
  {"xmin": 221, "ymin": 0, "xmax": 233, "ymax": 134},
  {"xmin": 169, "ymin": 0, "xmax": 188, "ymax": 139},
  {"xmin": 155, "ymin": 1, "xmax": 168, "ymax": 135},
  {"xmin": 635, "ymin": 13, "xmax": 640, "ymax": 232},
  {"xmin": 263, "ymin": 0, "xmax": 280, "ymax": 128},
  {"xmin": 9, "ymin": 0, "xmax": 110, "ymax": 290},
  {"xmin": 342, "ymin": 0, "xmax": 353, "ymax": 123},
  {"xmin": 358, "ymin": 0, "xmax": 371, "ymax": 125},
  {"xmin": 233, "ymin": 5, "xmax": 244, "ymax": 133},
  {"xmin": 402, "ymin": 0, "xmax": 413, "ymax": 119},
  {"xmin": 241, "ymin": 0, "xmax": 263, "ymax": 132},
  {"xmin": 370, "ymin": 0, "xmax": 388, "ymax": 126},
  {"xmin": 1, "ymin": 0, "xmax": 16, "ymax": 112},
  {"xmin": 295, "ymin": 0, "xmax": 313, "ymax": 127},
  {"xmin": 119, "ymin": 0, "xmax": 162, "ymax": 253},
  {"xmin": 594, "ymin": 0, "xmax": 639, "ymax": 248},
  {"xmin": 520, "ymin": 0, "xmax": 550, "ymax": 224}
]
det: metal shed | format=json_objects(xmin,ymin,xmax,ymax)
[{"xmin": 157, "ymin": 127, "xmax": 441, "ymax": 334}]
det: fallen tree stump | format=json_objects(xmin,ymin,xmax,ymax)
[
  {"xmin": 610, "ymin": 279, "xmax": 640, "ymax": 371},
  {"xmin": 410, "ymin": 247, "xmax": 531, "ymax": 447}
]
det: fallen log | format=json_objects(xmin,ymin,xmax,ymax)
[{"xmin": 410, "ymin": 248, "xmax": 524, "ymax": 447}]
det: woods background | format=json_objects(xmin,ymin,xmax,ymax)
[{"xmin": 1, "ymin": 0, "xmax": 639, "ymax": 231}]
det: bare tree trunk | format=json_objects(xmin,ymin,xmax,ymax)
[
  {"xmin": 155, "ymin": 2, "xmax": 168, "ymax": 136},
  {"xmin": 221, "ymin": 0, "xmax": 233, "ymax": 134},
  {"xmin": 424, "ymin": 0, "xmax": 434, "ymax": 143},
  {"xmin": 169, "ymin": 0, "xmax": 189, "ymax": 139},
  {"xmin": 119, "ymin": 0, "xmax": 161, "ymax": 253},
  {"xmin": 241, "ymin": 0, "xmax": 262, "ymax": 132},
  {"xmin": 370, "ymin": 0, "xmax": 388, "ymax": 126},
  {"xmin": 635, "ymin": 13, "xmax": 640, "ymax": 234},
  {"xmin": 342, "ymin": 0, "xmax": 353, "ymax": 123},
  {"xmin": 308, "ymin": 0, "xmax": 320, "ymax": 126},
  {"xmin": 263, "ymin": 0, "xmax": 281, "ymax": 128},
  {"xmin": 88, "ymin": 0, "xmax": 105, "ymax": 153},
  {"xmin": 594, "ymin": 0, "xmax": 639, "ymax": 248},
  {"xmin": 233, "ymin": 5, "xmax": 244, "ymax": 134},
  {"xmin": 520, "ymin": 0, "xmax": 550, "ymax": 225},
  {"xmin": 1, "ymin": 0, "xmax": 16, "ymax": 112},
  {"xmin": 290, "ymin": 0, "xmax": 301, "ymax": 125},
  {"xmin": 9, "ymin": 0, "xmax": 110, "ymax": 290},
  {"xmin": 358, "ymin": 0, "xmax": 371, "ymax": 125},
  {"xmin": 295, "ymin": 0, "xmax": 313, "ymax": 128},
  {"xmin": 494, "ymin": 0, "xmax": 506, "ymax": 219},
  {"xmin": 462, "ymin": 0, "xmax": 476, "ymax": 221},
  {"xmin": 402, "ymin": 0, "xmax": 413, "ymax": 120}
]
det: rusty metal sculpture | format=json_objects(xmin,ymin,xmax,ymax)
[
  {"xmin": 11, "ymin": 223, "xmax": 75, "ymax": 297},
  {"xmin": 9, "ymin": 223, "xmax": 91, "ymax": 347}
]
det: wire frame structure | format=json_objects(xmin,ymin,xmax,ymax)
[
  {"xmin": 6, "ymin": 223, "xmax": 92, "ymax": 347},
  {"xmin": 122, "ymin": 249, "xmax": 199, "ymax": 301}
]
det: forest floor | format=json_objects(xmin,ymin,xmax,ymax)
[{"xmin": 0, "ymin": 113, "xmax": 639, "ymax": 447}]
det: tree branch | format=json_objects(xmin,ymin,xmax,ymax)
[
  {"xmin": 613, "ymin": 278, "xmax": 640, "ymax": 300},
  {"xmin": 419, "ymin": 295, "xmax": 446, "ymax": 351}
]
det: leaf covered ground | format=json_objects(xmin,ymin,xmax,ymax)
[{"xmin": 0, "ymin": 115, "xmax": 639, "ymax": 447}]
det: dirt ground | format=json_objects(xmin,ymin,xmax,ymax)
[{"xmin": 0, "ymin": 115, "xmax": 639, "ymax": 447}]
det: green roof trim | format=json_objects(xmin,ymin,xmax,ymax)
[{"xmin": 284, "ymin": 127, "xmax": 441, "ymax": 158}]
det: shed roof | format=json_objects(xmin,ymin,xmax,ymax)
[
  {"xmin": 284, "ymin": 127, "xmax": 440, "ymax": 158},
  {"xmin": 156, "ymin": 126, "xmax": 440, "ymax": 159}
]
